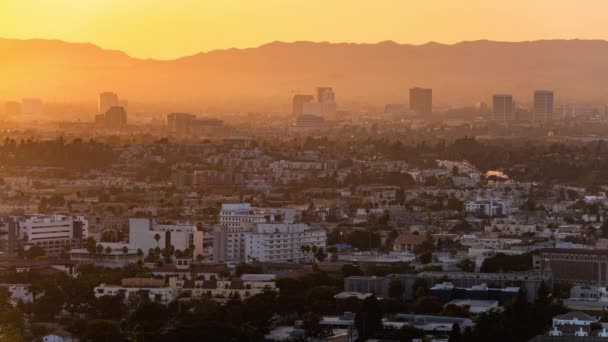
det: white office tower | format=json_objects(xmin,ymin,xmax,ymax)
[
  {"xmin": 19, "ymin": 215, "xmax": 88, "ymax": 256},
  {"xmin": 244, "ymin": 223, "xmax": 327, "ymax": 263},
  {"xmin": 128, "ymin": 218, "xmax": 202, "ymax": 256}
]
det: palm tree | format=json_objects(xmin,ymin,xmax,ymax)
[
  {"xmin": 154, "ymin": 233, "xmax": 161, "ymax": 248},
  {"xmin": 122, "ymin": 246, "xmax": 129, "ymax": 264}
]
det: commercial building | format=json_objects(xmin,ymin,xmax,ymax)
[
  {"xmin": 429, "ymin": 282, "xmax": 519, "ymax": 305},
  {"xmin": 534, "ymin": 90, "xmax": 554, "ymax": 121},
  {"xmin": 166, "ymin": 112, "xmax": 196, "ymax": 135},
  {"xmin": 4, "ymin": 101, "xmax": 21, "ymax": 115},
  {"xmin": 294, "ymin": 114, "xmax": 325, "ymax": 130},
  {"xmin": 292, "ymin": 94, "xmax": 315, "ymax": 116},
  {"xmin": 69, "ymin": 242, "xmax": 140, "ymax": 268},
  {"xmin": 534, "ymin": 248, "xmax": 608, "ymax": 286},
  {"xmin": 493, "ymin": 94, "xmax": 514, "ymax": 122},
  {"xmin": 409, "ymin": 87, "xmax": 432, "ymax": 115},
  {"xmin": 95, "ymin": 106, "xmax": 127, "ymax": 127},
  {"xmin": 21, "ymin": 98, "xmax": 43, "ymax": 116},
  {"xmin": 317, "ymin": 87, "xmax": 335, "ymax": 105},
  {"xmin": 98, "ymin": 92, "xmax": 119, "ymax": 113},
  {"xmin": 345, "ymin": 271, "xmax": 550, "ymax": 302},
  {"xmin": 18, "ymin": 215, "xmax": 89, "ymax": 256},
  {"xmin": 0, "ymin": 217, "xmax": 19, "ymax": 255},
  {"xmin": 166, "ymin": 113, "xmax": 223, "ymax": 137},
  {"xmin": 128, "ymin": 218, "xmax": 203, "ymax": 257}
]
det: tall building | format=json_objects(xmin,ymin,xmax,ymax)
[
  {"xmin": 4, "ymin": 101, "xmax": 21, "ymax": 115},
  {"xmin": 104, "ymin": 106, "xmax": 127, "ymax": 127},
  {"xmin": 292, "ymin": 95, "xmax": 315, "ymax": 116},
  {"xmin": 493, "ymin": 94, "xmax": 514, "ymax": 122},
  {"xmin": 98, "ymin": 92, "xmax": 119, "ymax": 113},
  {"xmin": 409, "ymin": 87, "xmax": 433, "ymax": 115},
  {"xmin": 534, "ymin": 90, "xmax": 554, "ymax": 121},
  {"xmin": 317, "ymin": 87, "xmax": 335, "ymax": 104},
  {"xmin": 21, "ymin": 98, "xmax": 43, "ymax": 116},
  {"xmin": 166, "ymin": 113, "xmax": 196, "ymax": 135}
]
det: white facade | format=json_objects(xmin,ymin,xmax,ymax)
[
  {"xmin": 244, "ymin": 223, "xmax": 327, "ymax": 263},
  {"xmin": 94, "ymin": 283, "xmax": 176, "ymax": 304},
  {"xmin": 19, "ymin": 215, "xmax": 88, "ymax": 256},
  {"xmin": 214, "ymin": 203, "xmax": 299, "ymax": 262},
  {"xmin": 128, "ymin": 218, "xmax": 200, "ymax": 256},
  {"xmin": 465, "ymin": 200, "xmax": 510, "ymax": 216}
]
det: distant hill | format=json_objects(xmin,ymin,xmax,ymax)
[{"xmin": 2, "ymin": 38, "xmax": 608, "ymax": 113}]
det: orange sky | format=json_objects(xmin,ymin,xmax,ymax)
[{"xmin": 2, "ymin": 0, "xmax": 608, "ymax": 59}]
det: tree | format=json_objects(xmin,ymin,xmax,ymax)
[
  {"xmin": 342, "ymin": 264, "xmax": 363, "ymax": 278},
  {"xmin": 33, "ymin": 286, "xmax": 65, "ymax": 321},
  {"xmin": 480, "ymin": 253, "xmax": 532, "ymax": 273},
  {"xmin": 235, "ymin": 263, "xmax": 262, "ymax": 276},
  {"xmin": 457, "ymin": 259, "xmax": 476, "ymax": 272},
  {"xmin": 82, "ymin": 320, "xmax": 123, "ymax": 342},
  {"xmin": 95, "ymin": 295, "xmax": 126, "ymax": 320},
  {"xmin": 86, "ymin": 237, "xmax": 97, "ymax": 254},
  {"xmin": 412, "ymin": 278, "xmax": 428, "ymax": 299},
  {"xmin": 354, "ymin": 296, "xmax": 382, "ymax": 340},
  {"xmin": 442, "ymin": 304, "xmax": 471, "ymax": 318},
  {"xmin": 449, "ymin": 322, "xmax": 462, "ymax": 342},
  {"xmin": 129, "ymin": 302, "xmax": 170, "ymax": 336},
  {"xmin": 419, "ymin": 251, "xmax": 432, "ymax": 264},
  {"xmin": 314, "ymin": 247, "xmax": 327, "ymax": 262},
  {"xmin": 302, "ymin": 312, "xmax": 322, "ymax": 338},
  {"xmin": 452, "ymin": 219, "xmax": 473, "ymax": 232},
  {"xmin": 414, "ymin": 296, "xmax": 443, "ymax": 314},
  {"xmin": 388, "ymin": 279, "xmax": 404, "ymax": 300},
  {"xmin": 24, "ymin": 245, "xmax": 46, "ymax": 260}
]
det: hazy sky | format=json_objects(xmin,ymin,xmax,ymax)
[{"xmin": 2, "ymin": 0, "xmax": 608, "ymax": 59}]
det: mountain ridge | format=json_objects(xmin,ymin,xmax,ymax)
[{"xmin": 2, "ymin": 38, "xmax": 608, "ymax": 112}]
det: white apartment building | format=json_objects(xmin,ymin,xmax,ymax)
[
  {"xmin": 213, "ymin": 203, "xmax": 298, "ymax": 262},
  {"xmin": 128, "ymin": 218, "xmax": 202, "ymax": 257},
  {"xmin": 94, "ymin": 283, "xmax": 176, "ymax": 304},
  {"xmin": 18, "ymin": 215, "xmax": 88, "ymax": 256},
  {"xmin": 244, "ymin": 223, "xmax": 327, "ymax": 263},
  {"xmin": 465, "ymin": 200, "xmax": 510, "ymax": 216}
]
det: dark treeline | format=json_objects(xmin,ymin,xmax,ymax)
[
  {"xmin": 0, "ymin": 137, "xmax": 115, "ymax": 170},
  {"xmin": 339, "ymin": 136, "xmax": 608, "ymax": 187}
]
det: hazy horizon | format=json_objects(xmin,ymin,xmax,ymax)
[{"xmin": 4, "ymin": 0, "xmax": 608, "ymax": 59}]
